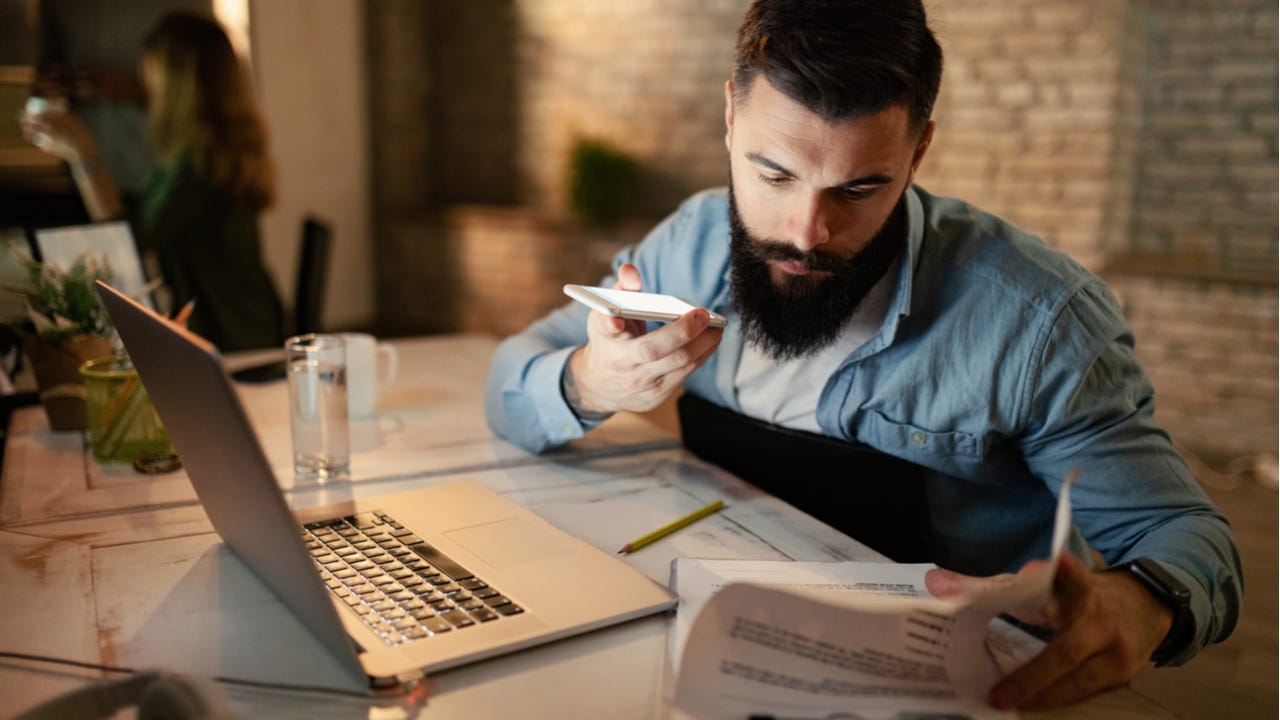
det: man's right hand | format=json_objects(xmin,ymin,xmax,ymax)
[{"xmin": 563, "ymin": 263, "xmax": 724, "ymax": 416}]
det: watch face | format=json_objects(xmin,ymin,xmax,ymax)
[{"xmin": 1131, "ymin": 558, "xmax": 1192, "ymax": 603}]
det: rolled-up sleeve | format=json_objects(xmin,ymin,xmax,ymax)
[{"xmin": 1019, "ymin": 279, "xmax": 1242, "ymax": 664}]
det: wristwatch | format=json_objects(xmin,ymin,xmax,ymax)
[{"xmin": 1109, "ymin": 557, "xmax": 1193, "ymax": 665}]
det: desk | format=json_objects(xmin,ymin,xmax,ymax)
[
  {"xmin": 0, "ymin": 334, "xmax": 677, "ymax": 528},
  {"xmin": 0, "ymin": 336, "xmax": 1175, "ymax": 719}
]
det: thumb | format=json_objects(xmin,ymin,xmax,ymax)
[
  {"xmin": 1044, "ymin": 553, "xmax": 1094, "ymax": 629},
  {"xmin": 924, "ymin": 567, "xmax": 972, "ymax": 599},
  {"xmin": 614, "ymin": 263, "xmax": 643, "ymax": 292}
]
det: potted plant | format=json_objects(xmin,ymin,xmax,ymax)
[
  {"xmin": 8, "ymin": 251, "xmax": 116, "ymax": 431},
  {"xmin": 566, "ymin": 138, "xmax": 641, "ymax": 227}
]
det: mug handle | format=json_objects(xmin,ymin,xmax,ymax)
[{"xmin": 377, "ymin": 344, "xmax": 399, "ymax": 390}]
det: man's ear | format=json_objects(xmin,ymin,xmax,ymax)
[
  {"xmin": 723, "ymin": 80, "xmax": 735, "ymax": 152},
  {"xmin": 909, "ymin": 120, "xmax": 936, "ymax": 178}
]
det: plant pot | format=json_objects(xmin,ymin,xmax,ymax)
[{"xmin": 23, "ymin": 334, "xmax": 114, "ymax": 431}]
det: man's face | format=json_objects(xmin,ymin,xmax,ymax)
[{"xmin": 724, "ymin": 76, "xmax": 934, "ymax": 359}]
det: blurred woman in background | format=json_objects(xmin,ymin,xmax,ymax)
[{"xmin": 21, "ymin": 11, "xmax": 284, "ymax": 352}]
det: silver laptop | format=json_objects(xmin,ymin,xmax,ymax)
[
  {"xmin": 38, "ymin": 222, "xmax": 156, "ymax": 311},
  {"xmin": 97, "ymin": 281, "xmax": 675, "ymax": 693}
]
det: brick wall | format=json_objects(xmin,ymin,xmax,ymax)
[
  {"xmin": 1130, "ymin": 1, "xmax": 1277, "ymax": 271},
  {"xmin": 1109, "ymin": 274, "xmax": 1277, "ymax": 458},
  {"xmin": 366, "ymin": 0, "xmax": 1277, "ymax": 458},
  {"xmin": 920, "ymin": 0, "xmax": 1137, "ymax": 269}
]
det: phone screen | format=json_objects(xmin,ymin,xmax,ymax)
[
  {"xmin": 584, "ymin": 287, "xmax": 701, "ymax": 316},
  {"xmin": 564, "ymin": 285, "xmax": 727, "ymax": 327}
]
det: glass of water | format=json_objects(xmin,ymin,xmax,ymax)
[{"xmin": 286, "ymin": 334, "xmax": 350, "ymax": 482}]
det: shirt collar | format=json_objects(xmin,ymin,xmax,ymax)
[{"xmin": 877, "ymin": 185, "xmax": 925, "ymax": 342}]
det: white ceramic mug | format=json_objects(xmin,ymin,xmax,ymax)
[{"xmin": 340, "ymin": 333, "xmax": 398, "ymax": 420}]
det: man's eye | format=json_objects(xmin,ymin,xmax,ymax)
[
  {"xmin": 758, "ymin": 174, "xmax": 789, "ymax": 186},
  {"xmin": 839, "ymin": 187, "xmax": 873, "ymax": 202}
]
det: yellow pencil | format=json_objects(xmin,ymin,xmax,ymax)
[{"xmin": 617, "ymin": 500, "xmax": 725, "ymax": 555}]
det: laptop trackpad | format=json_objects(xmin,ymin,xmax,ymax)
[{"xmin": 444, "ymin": 517, "xmax": 579, "ymax": 569}]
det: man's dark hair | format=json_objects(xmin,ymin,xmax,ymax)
[{"xmin": 732, "ymin": 0, "xmax": 943, "ymax": 133}]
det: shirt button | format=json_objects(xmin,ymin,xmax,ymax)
[{"xmin": 911, "ymin": 431, "xmax": 927, "ymax": 446}]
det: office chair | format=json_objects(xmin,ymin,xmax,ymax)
[
  {"xmin": 677, "ymin": 393, "xmax": 934, "ymax": 563},
  {"xmin": 294, "ymin": 216, "xmax": 332, "ymax": 336}
]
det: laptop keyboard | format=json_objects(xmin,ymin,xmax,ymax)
[{"xmin": 302, "ymin": 510, "xmax": 524, "ymax": 647}]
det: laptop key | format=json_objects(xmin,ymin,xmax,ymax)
[
  {"xmin": 404, "ymin": 627, "xmax": 428, "ymax": 640},
  {"xmin": 482, "ymin": 594, "xmax": 512, "ymax": 608},
  {"xmin": 423, "ymin": 618, "xmax": 451, "ymax": 634},
  {"xmin": 495, "ymin": 603, "xmax": 524, "ymax": 616},
  {"xmin": 440, "ymin": 610, "xmax": 475, "ymax": 628},
  {"xmin": 469, "ymin": 607, "xmax": 499, "ymax": 623},
  {"xmin": 459, "ymin": 578, "xmax": 487, "ymax": 591},
  {"xmin": 392, "ymin": 618, "xmax": 417, "ymax": 631},
  {"xmin": 407, "ymin": 543, "xmax": 474, "ymax": 581},
  {"xmin": 410, "ymin": 608, "xmax": 435, "ymax": 621}
]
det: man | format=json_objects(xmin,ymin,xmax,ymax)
[{"xmin": 484, "ymin": 0, "xmax": 1241, "ymax": 710}]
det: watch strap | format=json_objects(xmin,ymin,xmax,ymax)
[{"xmin": 1110, "ymin": 557, "xmax": 1193, "ymax": 665}]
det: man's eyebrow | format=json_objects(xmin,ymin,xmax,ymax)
[
  {"xmin": 744, "ymin": 152, "xmax": 894, "ymax": 189},
  {"xmin": 745, "ymin": 152, "xmax": 792, "ymax": 175}
]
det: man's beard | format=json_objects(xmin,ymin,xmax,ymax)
[{"xmin": 728, "ymin": 184, "xmax": 905, "ymax": 361}]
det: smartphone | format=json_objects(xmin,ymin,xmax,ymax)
[{"xmin": 563, "ymin": 284, "xmax": 728, "ymax": 328}]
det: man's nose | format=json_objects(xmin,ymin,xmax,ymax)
[{"xmin": 784, "ymin": 191, "xmax": 832, "ymax": 252}]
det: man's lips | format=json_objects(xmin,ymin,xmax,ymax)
[{"xmin": 774, "ymin": 259, "xmax": 816, "ymax": 276}]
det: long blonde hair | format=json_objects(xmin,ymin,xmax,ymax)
[{"xmin": 143, "ymin": 12, "xmax": 274, "ymax": 211}]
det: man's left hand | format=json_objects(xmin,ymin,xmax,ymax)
[{"xmin": 926, "ymin": 554, "xmax": 1174, "ymax": 711}]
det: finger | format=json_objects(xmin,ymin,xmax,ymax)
[
  {"xmin": 587, "ymin": 308, "xmax": 629, "ymax": 338},
  {"xmin": 1016, "ymin": 653, "xmax": 1131, "ymax": 711},
  {"xmin": 990, "ymin": 621, "xmax": 1107, "ymax": 710},
  {"xmin": 631, "ymin": 309, "xmax": 712, "ymax": 370},
  {"xmin": 687, "ymin": 327, "xmax": 723, "ymax": 366},
  {"xmin": 614, "ymin": 263, "xmax": 643, "ymax": 292},
  {"xmin": 646, "ymin": 329, "xmax": 723, "ymax": 393}
]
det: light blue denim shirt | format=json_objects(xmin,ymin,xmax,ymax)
[{"xmin": 484, "ymin": 186, "xmax": 1242, "ymax": 664}]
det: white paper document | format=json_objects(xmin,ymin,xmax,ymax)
[{"xmin": 668, "ymin": 477, "xmax": 1074, "ymax": 720}]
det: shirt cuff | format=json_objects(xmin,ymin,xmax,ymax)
[{"xmin": 524, "ymin": 345, "xmax": 604, "ymax": 445}]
